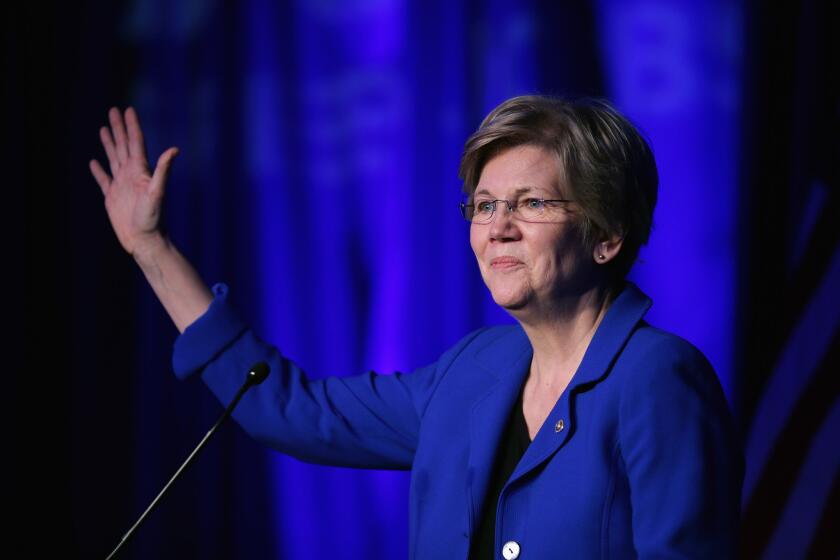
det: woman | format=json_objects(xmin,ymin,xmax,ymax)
[{"xmin": 90, "ymin": 96, "xmax": 742, "ymax": 559}]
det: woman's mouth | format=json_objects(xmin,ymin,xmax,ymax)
[{"xmin": 490, "ymin": 256, "xmax": 524, "ymax": 269}]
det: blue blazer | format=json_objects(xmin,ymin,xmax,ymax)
[{"xmin": 173, "ymin": 282, "xmax": 743, "ymax": 559}]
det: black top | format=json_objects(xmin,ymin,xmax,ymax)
[{"xmin": 469, "ymin": 388, "xmax": 532, "ymax": 559}]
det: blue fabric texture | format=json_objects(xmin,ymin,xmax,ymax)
[{"xmin": 173, "ymin": 282, "xmax": 743, "ymax": 559}]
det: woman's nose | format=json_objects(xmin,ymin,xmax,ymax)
[{"xmin": 489, "ymin": 203, "xmax": 519, "ymax": 240}]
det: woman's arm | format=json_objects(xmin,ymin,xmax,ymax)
[
  {"xmin": 90, "ymin": 107, "xmax": 212, "ymax": 332},
  {"xmin": 619, "ymin": 337, "xmax": 743, "ymax": 558},
  {"xmin": 131, "ymin": 235, "xmax": 212, "ymax": 333},
  {"xmin": 171, "ymin": 284, "xmax": 486, "ymax": 468}
]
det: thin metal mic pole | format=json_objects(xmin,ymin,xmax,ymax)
[{"xmin": 105, "ymin": 362, "xmax": 270, "ymax": 560}]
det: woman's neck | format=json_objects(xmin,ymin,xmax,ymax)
[{"xmin": 518, "ymin": 283, "xmax": 616, "ymax": 389}]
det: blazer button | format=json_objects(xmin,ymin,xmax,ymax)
[
  {"xmin": 502, "ymin": 540, "xmax": 520, "ymax": 559},
  {"xmin": 554, "ymin": 419, "xmax": 565, "ymax": 432}
]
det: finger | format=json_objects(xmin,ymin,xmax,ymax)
[
  {"xmin": 108, "ymin": 107, "xmax": 130, "ymax": 163},
  {"xmin": 89, "ymin": 159, "xmax": 112, "ymax": 196},
  {"xmin": 124, "ymin": 107, "xmax": 147, "ymax": 162},
  {"xmin": 99, "ymin": 126, "xmax": 120, "ymax": 173},
  {"xmin": 150, "ymin": 147, "xmax": 179, "ymax": 195}
]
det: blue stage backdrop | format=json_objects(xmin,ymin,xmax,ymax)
[{"xmin": 80, "ymin": 0, "xmax": 837, "ymax": 558}]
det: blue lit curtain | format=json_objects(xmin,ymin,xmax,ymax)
[
  {"xmin": 67, "ymin": 0, "xmax": 834, "ymax": 558},
  {"xmin": 598, "ymin": 0, "xmax": 742, "ymax": 399}
]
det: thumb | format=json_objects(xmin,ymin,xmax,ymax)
[{"xmin": 150, "ymin": 147, "xmax": 180, "ymax": 194}]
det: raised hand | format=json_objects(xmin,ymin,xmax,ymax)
[{"xmin": 89, "ymin": 107, "xmax": 179, "ymax": 257}]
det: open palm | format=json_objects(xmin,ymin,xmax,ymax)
[{"xmin": 89, "ymin": 107, "xmax": 179, "ymax": 256}]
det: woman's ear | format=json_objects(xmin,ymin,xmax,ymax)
[{"xmin": 593, "ymin": 233, "xmax": 624, "ymax": 264}]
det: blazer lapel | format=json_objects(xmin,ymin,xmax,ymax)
[
  {"xmin": 507, "ymin": 282, "xmax": 653, "ymax": 485},
  {"xmin": 466, "ymin": 327, "xmax": 532, "ymax": 531}
]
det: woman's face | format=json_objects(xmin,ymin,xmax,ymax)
[{"xmin": 469, "ymin": 144, "xmax": 598, "ymax": 317}]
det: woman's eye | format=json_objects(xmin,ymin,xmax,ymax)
[
  {"xmin": 476, "ymin": 201, "xmax": 495, "ymax": 213},
  {"xmin": 525, "ymin": 199, "xmax": 545, "ymax": 209}
]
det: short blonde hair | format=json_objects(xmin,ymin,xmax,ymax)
[{"xmin": 459, "ymin": 95, "xmax": 658, "ymax": 285}]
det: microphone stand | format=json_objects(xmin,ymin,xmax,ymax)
[{"xmin": 105, "ymin": 362, "xmax": 270, "ymax": 560}]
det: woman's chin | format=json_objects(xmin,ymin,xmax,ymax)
[{"xmin": 490, "ymin": 290, "xmax": 531, "ymax": 312}]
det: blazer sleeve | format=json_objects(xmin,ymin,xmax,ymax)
[
  {"xmin": 172, "ymin": 283, "xmax": 481, "ymax": 470},
  {"xmin": 618, "ymin": 336, "xmax": 744, "ymax": 559}
]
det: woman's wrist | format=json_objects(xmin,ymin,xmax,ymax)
[
  {"xmin": 131, "ymin": 232, "xmax": 169, "ymax": 269},
  {"xmin": 131, "ymin": 232, "xmax": 213, "ymax": 332}
]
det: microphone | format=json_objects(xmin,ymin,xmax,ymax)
[{"xmin": 105, "ymin": 362, "xmax": 271, "ymax": 560}]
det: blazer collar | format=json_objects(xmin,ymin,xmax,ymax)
[
  {"xmin": 471, "ymin": 282, "xmax": 652, "ymax": 385},
  {"xmin": 465, "ymin": 282, "xmax": 653, "ymax": 523}
]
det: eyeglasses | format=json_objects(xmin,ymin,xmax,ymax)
[{"xmin": 459, "ymin": 198, "xmax": 573, "ymax": 224}]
